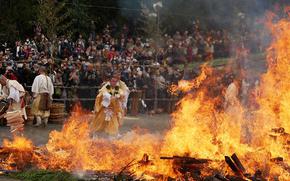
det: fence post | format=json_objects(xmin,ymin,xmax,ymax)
[{"xmin": 154, "ymin": 78, "xmax": 158, "ymax": 111}]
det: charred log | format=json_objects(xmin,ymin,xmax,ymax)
[
  {"xmin": 160, "ymin": 156, "xmax": 211, "ymax": 164},
  {"xmin": 231, "ymin": 154, "xmax": 246, "ymax": 173},
  {"xmin": 225, "ymin": 156, "xmax": 241, "ymax": 176}
]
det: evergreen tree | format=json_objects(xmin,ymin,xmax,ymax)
[
  {"xmin": 37, "ymin": 0, "xmax": 73, "ymax": 39},
  {"xmin": 0, "ymin": 0, "xmax": 36, "ymax": 43}
]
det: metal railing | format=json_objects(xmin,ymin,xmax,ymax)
[{"xmin": 25, "ymin": 85, "xmax": 180, "ymax": 113}]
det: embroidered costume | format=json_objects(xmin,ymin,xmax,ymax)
[{"xmin": 92, "ymin": 78, "xmax": 129, "ymax": 135}]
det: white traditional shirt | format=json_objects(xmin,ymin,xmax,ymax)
[
  {"xmin": 31, "ymin": 74, "xmax": 54, "ymax": 99},
  {"xmin": 1, "ymin": 80, "xmax": 25, "ymax": 103}
]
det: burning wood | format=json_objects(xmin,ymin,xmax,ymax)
[
  {"xmin": 225, "ymin": 156, "xmax": 242, "ymax": 176},
  {"xmin": 160, "ymin": 156, "xmax": 211, "ymax": 164},
  {"xmin": 224, "ymin": 154, "xmax": 270, "ymax": 181},
  {"xmin": 160, "ymin": 155, "xmax": 212, "ymax": 178},
  {"xmin": 230, "ymin": 154, "xmax": 246, "ymax": 174},
  {"xmin": 0, "ymin": 169, "xmax": 18, "ymax": 175},
  {"xmin": 213, "ymin": 173, "xmax": 230, "ymax": 181},
  {"xmin": 271, "ymin": 157, "xmax": 290, "ymax": 173},
  {"xmin": 4, "ymin": 111, "xmax": 24, "ymax": 133}
]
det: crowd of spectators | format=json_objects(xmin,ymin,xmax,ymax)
[{"xmin": 0, "ymin": 21, "xmax": 249, "ymax": 113}]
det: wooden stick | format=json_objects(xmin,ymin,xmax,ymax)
[
  {"xmin": 7, "ymin": 122, "xmax": 24, "ymax": 127},
  {"xmin": 10, "ymin": 124, "xmax": 24, "ymax": 132},
  {"xmin": 117, "ymin": 159, "xmax": 136, "ymax": 177},
  {"xmin": 11, "ymin": 127, "xmax": 24, "ymax": 133},
  {"xmin": 4, "ymin": 112, "xmax": 22, "ymax": 120},
  {"xmin": 231, "ymin": 153, "xmax": 246, "ymax": 173},
  {"xmin": 160, "ymin": 156, "xmax": 210, "ymax": 164},
  {"xmin": 214, "ymin": 173, "xmax": 230, "ymax": 181},
  {"xmin": 7, "ymin": 117, "xmax": 24, "ymax": 124},
  {"xmin": 225, "ymin": 156, "xmax": 241, "ymax": 176},
  {"xmin": 0, "ymin": 169, "xmax": 18, "ymax": 174}
]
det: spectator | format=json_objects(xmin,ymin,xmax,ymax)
[{"xmin": 0, "ymin": 21, "xmax": 266, "ymax": 113}]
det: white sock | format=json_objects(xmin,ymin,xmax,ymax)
[{"xmin": 36, "ymin": 116, "xmax": 42, "ymax": 126}]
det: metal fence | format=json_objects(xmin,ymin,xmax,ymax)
[{"xmin": 26, "ymin": 85, "xmax": 180, "ymax": 114}]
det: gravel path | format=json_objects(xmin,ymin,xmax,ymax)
[{"xmin": 0, "ymin": 114, "xmax": 171, "ymax": 146}]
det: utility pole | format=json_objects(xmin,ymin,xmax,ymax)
[
  {"xmin": 153, "ymin": 73, "xmax": 158, "ymax": 112},
  {"xmin": 153, "ymin": 1, "xmax": 162, "ymax": 35},
  {"xmin": 73, "ymin": 0, "xmax": 80, "ymax": 31},
  {"xmin": 157, "ymin": 8, "xmax": 160, "ymax": 35}
]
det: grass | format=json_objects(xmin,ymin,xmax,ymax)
[
  {"xmin": 8, "ymin": 170, "xmax": 78, "ymax": 181},
  {"xmin": 178, "ymin": 53, "xmax": 266, "ymax": 70}
]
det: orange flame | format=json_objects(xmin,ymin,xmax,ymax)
[
  {"xmin": 3, "ymin": 136, "xmax": 33, "ymax": 152},
  {"xmin": 170, "ymin": 64, "xmax": 212, "ymax": 94}
]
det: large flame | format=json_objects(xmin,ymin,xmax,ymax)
[
  {"xmin": 38, "ymin": 106, "xmax": 161, "ymax": 174},
  {"xmin": 170, "ymin": 64, "xmax": 212, "ymax": 94},
  {"xmin": 258, "ymin": 11, "xmax": 290, "ymax": 133}
]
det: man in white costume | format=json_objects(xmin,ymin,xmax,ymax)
[
  {"xmin": 0, "ymin": 75, "xmax": 26, "ymax": 113},
  {"xmin": 31, "ymin": 66, "xmax": 54, "ymax": 127},
  {"xmin": 0, "ymin": 75, "xmax": 26, "ymax": 133}
]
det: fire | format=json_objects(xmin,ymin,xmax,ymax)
[
  {"xmin": 0, "ymin": 9, "xmax": 289, "ymax": 180},
  {"xmin": 257, "ymin": 10, "xmax": 290, "ymax": 133},
  {"xmin": 0, "ymin": 136, "xmax": 34, "ymax": 170},
  {"xmin": 3, "ymin": 136, "xmax": 33, "ymax": 151},
  {"xmin": 170, "ymin": 64, "xmax": 212, "ymax": 94},
  {"xmin": 37, "ymin": 107, "xmax": 161, "ymax": 174}
]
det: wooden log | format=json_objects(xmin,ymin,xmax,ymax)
[
  {"xmin": 270, "ymin": 157, "xmax": 283, "ymax": 162},
  {"xmin": 252, "ymin": 170, "xmax": 265, "ymax": 181},
  {"xmin": 6, "ymin": 115, "xmax": 22, "ymax": 122},
  {"xmin": 6, "ymin": 111, "xmax": 21, "ymax": 116},
  {"xmin": 6, "ymin": 116, "xmax": 22, "ymax": 123},
  {"xmin": 0, "ymin": 169, "xmax": 18, "ymax": 174},
  {"xmin": 7, "ymin": 118, "xmax": 24, "ymax": 125},
  {"xmin": 7, "ymin": 121, "xmax": 24, "ymax": 127},
  {"xmin": 10, "ymin": 124, "xmax": 24, "ymax": 132},
  {"xmin": 225, "ymin": 156, "xmax": 242, "ymax": 176},
  {"xmin": 15, "ymin": 127, "xmax": 24, "ymax": 132},
  {"xmin": 11, "ymin": 127, "xmax": 24, "ymax": 133},
  {"xmin": 4, "ymin": 111, "xmax": 22, "ymax": 119},
  {"xmin": 138, "ymin": 153, "xmax": 150, "ymax": 164},
  {"xmin": 10, "ymin": 126, "xmax": 24, "ymax": 133},
  {"xmin": 6, "ymin": 114, "xmax": 22, "ymax": 122},
  {"xmin": 231, "ymin": 153, "xmax": 246, "ymax": 173},
  {"xmin": 271, "ymin": 127, "xmax": 285, "ymax": 134},
  {"xmin": 159, "ymin": 156, "xmax": 173, "ymax": 160},
  {"xmin": 177, "ymin": 163, "xmax": 205, "ymax": 170},
  {"xmin": 8, "ymin": 119, "xmax": 23, "ymax": 124},
  {"xmin": 226, "ymin": 175, "xmax": 247, "ymax": 181},
  {"xmin": 7, "ymin": 115, "xmax": 24, "ymax": 121},
  {"xmin": 160, "ymin": 156, "xmax": 210, "ymax": 164},
  {"xmin": 214, "ymin": 173, "xmax": 230, "ymax": 181}
]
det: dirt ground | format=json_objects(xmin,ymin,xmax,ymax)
[{"xmin": 0, "ymin": 114, "xmax": 171, "ymax": 146}]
